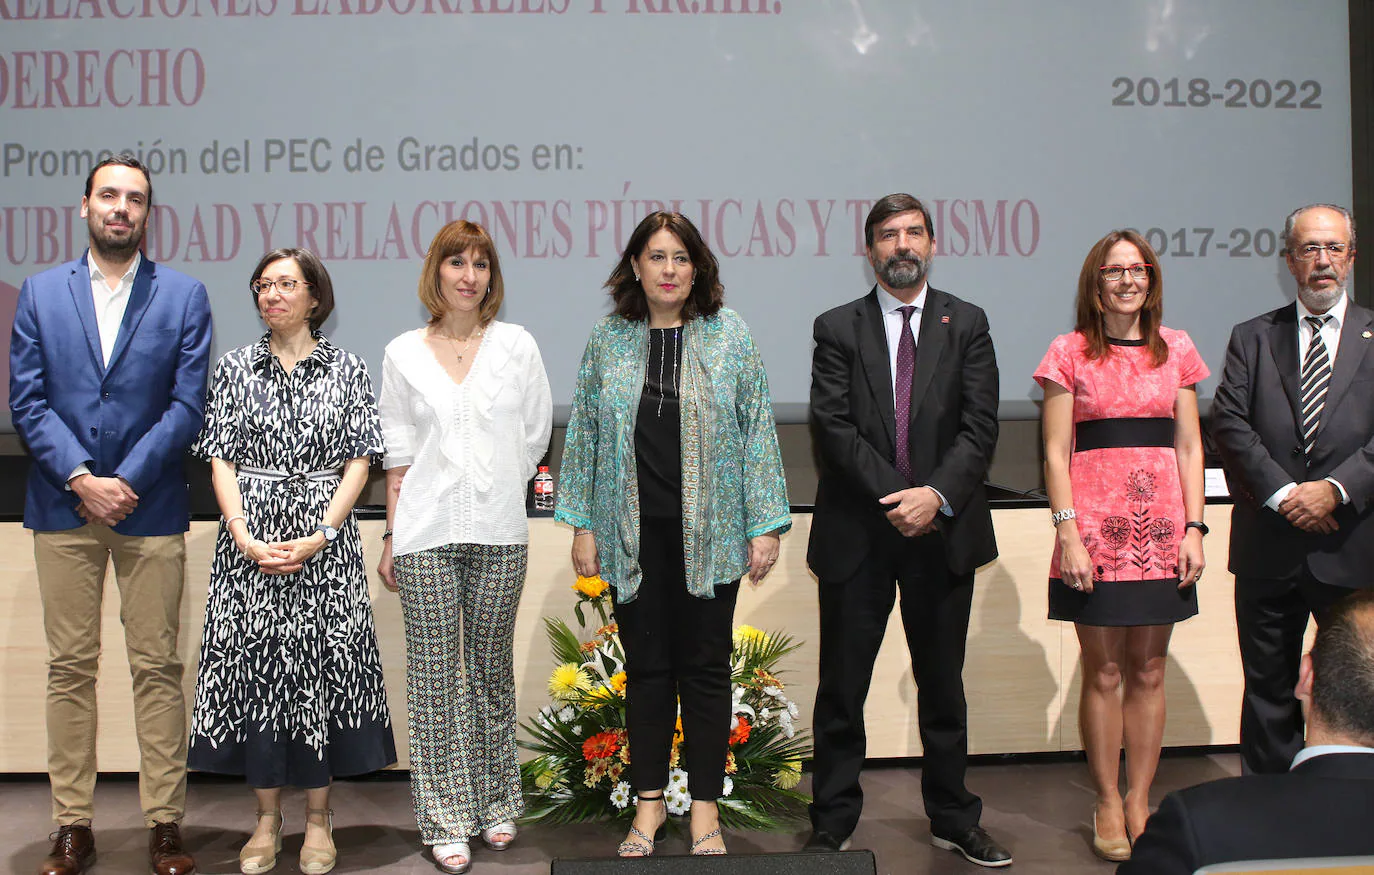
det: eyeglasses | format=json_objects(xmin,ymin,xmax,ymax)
[
  {"xmin": 250, "ymin": 278, "xmax": 310, "ymax": 294},
  {"xmin": 1290, "ymin": 243, "xmax": 1351, "ymax": 262},
  {"xmin": 1099, "ymin": 264, "xmax": 1152, "ymax": 282}
]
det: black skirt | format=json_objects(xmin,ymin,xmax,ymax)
[{"xmin": 1048, "ymin": 577, "xmax": 1198, "ymax": 626}]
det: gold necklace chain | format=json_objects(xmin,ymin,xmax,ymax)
[{"xmin": 435, "ymin": 326, "xmax": 484, "ymax": 363}]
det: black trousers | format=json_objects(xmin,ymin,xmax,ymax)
[
  {"xmin": 809, "ymin": 530, "xmax": 980, "ymax": 839},
  {"xmin": 1235, "ymin": 570, "xmax": 1351, "ymax": 774},
  {"xmin": 613, "ymin": 516, "xmax": 739, "ymax": 800}
]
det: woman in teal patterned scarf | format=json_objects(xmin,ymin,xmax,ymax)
[{"xmin": 555, "ymin": 211, "xmax": 791, "ymax": 858}]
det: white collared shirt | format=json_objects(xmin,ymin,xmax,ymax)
[
  {"xmin": 1264, "ymin": 293, "xmax": 1352, "ymax": 509},
  {"xmin": 1291, "ymin": 743, "xmax": 1374, "ymax": 769},
  {"xmin": 1297, "ymin": 293, "xmax": 1348, "ymax": 366},
  {"xmin": 68, "ymin": 251, "xmax": 142, "ymax": 485},
  {"xmin": 379, "ymin": 321, "xmax": 553, "ymax": 554},
  {"xmin": 873, "ymin": 282, "xmax": 951, "ymax": 513},
  {"xmin": 88, "ymin": 250, "xmax": 141, "ymax": 367},
  {"xmin": 875, "ymin": 282, "xmax": 928, "ymax": 410}
]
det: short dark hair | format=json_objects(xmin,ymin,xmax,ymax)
[
  {"xmin": 418, "ymin": 221, "xmax": 505, "ymax": 328},
  {"xmin": 1309, "ymin": 590, "xmax": 1374, "ymax": 746},
  {"xmin": 249, "ymin": 248, "xmax": 335, "ymax": 330},
  {"xmin": 84, "ymin": 153, "xmax": 153, "ymax": 207},
  {"xmin": 863, "ymin": 193, "xmax": 935, "ymax": 249},
  {"xmin": 606, "ymin": 211, "xmax": 723, "ymax": 322}
]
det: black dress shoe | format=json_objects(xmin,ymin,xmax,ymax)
[
  {"xmin": 39, "ymin": 822, "xmax": 96, "ymax": 875},
  {"xmin": 803, "ymin": 830, "xmax": 853, "ymax": 852},
  {"xmin": 931, "ymin": 825, "xmax": 1013, "ymax": 868}
]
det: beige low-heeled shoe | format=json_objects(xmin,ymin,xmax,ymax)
[
  {"xmin": 300, "ymin": 808, "xmax": 336, "ymax": 875},
  {"xmin": 239, "ymin": 809, "xmax": 283, "ymax": 875},
  {"xmin": 1092, "ymin": 809, "xmax": 1132, "ymax": 863}
]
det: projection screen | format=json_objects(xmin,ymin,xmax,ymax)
[{"xmin": 0, "ymin": 0, "xmax": 1353, "ymax": 419}]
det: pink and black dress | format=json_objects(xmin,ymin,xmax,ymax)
[{"xmin": 1034, "ymin": 328, "xmax": 1209, "ymax": 626}]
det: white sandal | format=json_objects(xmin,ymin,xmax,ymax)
[
  {"xmin": 433, "ymin": 841, "xmax": 471, "ymax": 875},
  {"xmin": 481, "ymin": 821, "xmax": 518, "ymax": 851}
]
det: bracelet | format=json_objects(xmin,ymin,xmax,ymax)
[
  {"xmin": 1185, "ymin": 520, "xmax": 1210, "ymax": 536},
  {"xmin": 1050, "ymin": 508, "xmax": 1077, "ymax": 526},
  {"xmin": 382, "ymin": 529, "xmax": 393, "ymax": 541},
  {"xmin": 225, "ymin": 514, "xmax": 246, "ymax": 527},
  {"xmin": 574, "ymin": 530, "xmax": 594, "ymax": 538}
]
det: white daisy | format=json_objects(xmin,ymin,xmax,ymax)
[
  {"xmin": 667, "ymin": 768, "xmax": 690, "ymax": 793},
  {"xmin": 609, "ymin": 781, "xmax": 632, "ymax": 810},
  {"xmin": 665, "ymin": 786, "xmax": 692, "ymax": 815},
  {"xmin": 722, "ymin": 776, "xmax": 734, "ymax": 797}
]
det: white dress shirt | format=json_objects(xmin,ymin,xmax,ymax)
[
  {"xmin": 68, "ymin": 251, "xmax": 142, "ymax": 485},
  {"xmin": 874, "ymin": 283, "xmax": 950, "ymax": 513},
  {"xmin": 1291, "ymin": 743, "xmax": 1374, "ymax": 768},
  {"xmin": 379, "ymin": 322, "xmax": 553, "ymax": 555},
  {"xmin": 89, "ymin": 250, "xmax": 141, "ymax": 366},
  {"xmin": 1265, "ymin": 294, "xmax": 1351, "ymax": 509},
  {"xmin": 875, "ymin": 282, "xmax": 927, "ymax": 408}
]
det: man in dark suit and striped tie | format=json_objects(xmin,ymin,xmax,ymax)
[{"xmin": 1212, "ymin": 203, "xmax": 1374, "ymax": 775}]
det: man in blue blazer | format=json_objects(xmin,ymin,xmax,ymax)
[{"xmin": 9, "ymin": 154, "xmax": 212, "ymax": 875}]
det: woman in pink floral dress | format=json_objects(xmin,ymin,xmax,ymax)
[{"xmin": 1034, "ymin": 230, "xmax": 1208, "ymax": 862}]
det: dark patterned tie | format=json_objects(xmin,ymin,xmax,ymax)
[
  {"xmin": 894, "ymin": 305, "xmax": 917, "ymax": 484},
  {"xmin": 1301, "ymin": 314, "xmax": 1333, "ymax": 457}
]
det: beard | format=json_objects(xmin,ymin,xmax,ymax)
[
  {"xmin": 88, "ymin": 213, "xmax": 146, "ymax": 261},
  {"xmin": 874, "ymin": 249, "xmax": 931, "ymax": 290},
  {"xmin": 1297, "ymin": 272, "xmax": 1346, "ymax": 313}
]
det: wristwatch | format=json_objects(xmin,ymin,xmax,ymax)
[
  {"xmin": 315, "ymin": 523, "xmax": 338, "ymax": 542},
  {"xmin": 1185, "ymin": 520, "xmax": 1209, "ymax": 536}
]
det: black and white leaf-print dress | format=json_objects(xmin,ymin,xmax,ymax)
[{"xmin": 188, "ymin": 333, "xmax": 396, "ymax": 788}]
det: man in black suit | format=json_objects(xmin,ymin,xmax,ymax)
[
  {"xmin": 1212, "ymin": 204, "xmax": 1374, "ymax": 775},
  {"xmin": 804, "ymin": 194, "xmax": 1010, "ymax": 867},
  {"xmin": 1120, "ymin": 589, "xmax": 1374, "ymax": 873}
]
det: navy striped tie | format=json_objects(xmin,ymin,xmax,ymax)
[{"xmin": 1300, "ymin": 314, "xmax": 1333, "ymax": 456}]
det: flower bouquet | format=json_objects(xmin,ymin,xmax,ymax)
[{"xmin": 518, "ymin": 574, "xmax": 812, "ymax": 830}]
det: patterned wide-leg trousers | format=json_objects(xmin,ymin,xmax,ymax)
[{"xmin": 394, "ymin": 543, "xmax": 527, "ymax": 845}]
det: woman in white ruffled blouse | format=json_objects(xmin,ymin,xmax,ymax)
[{"xmin": 377, "ymin": 220, "xmax": 553, "ymax": 875}]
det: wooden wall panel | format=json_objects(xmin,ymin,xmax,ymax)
[{"xmin": 0, "ymin": 509, "xmax": 1259, "ymax": 772}]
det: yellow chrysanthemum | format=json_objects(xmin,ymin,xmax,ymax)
[
  {"xmin": 548, "ymin": 663, "xmax": 592, "ymax": 700},
  {"xmin": 609, "ymin": 671, "xmax": 627, "ymax": 693},
  {"xmin": 587, "ymin": 685, "xmax": 618, "ymax": 707},
  {"xmin": 773, "ymin": 760, "xmax": 802, "ymax": 789},
  {"xmin": 534, "ymin": 766, "xmax": 563, "ymax": 789},
  {"xmin": 572, "ymin": 574, "xmax": 610, "ymax": 599},
  {"xmin": 725, "ymin": 751, "xmax": 738, "ymax": 775},
  {"xmin": 732, "ymin": 624, "xmax": 768, "ymax": 649}
]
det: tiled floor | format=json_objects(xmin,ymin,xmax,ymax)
[{"xmin": 3, "ymin": 753, "xmax": 1240, "ymax": 874}]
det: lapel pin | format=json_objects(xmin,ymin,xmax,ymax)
[
  {"xmin": 1363, "ymin": 330, "xmax": 1372, "ymax": 339},
  {"xmin": 941, "ymin": 315, "xmax": 950, "ymax": 324}
]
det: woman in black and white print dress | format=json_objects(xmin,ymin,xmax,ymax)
[
  {"xmin": 377, "ymin": 220, "xmax": 552, "ymax": 875},
  {"xmin": 189, "ymin": 248, "xmax": 396, "ymax": 875}
]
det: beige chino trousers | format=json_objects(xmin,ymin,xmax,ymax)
[{"xmin": 35, "ymin": 524, "xmax": 189, "ymax": 827}]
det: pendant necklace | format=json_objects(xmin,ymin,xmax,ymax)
[{"xmin": 438, "ymin": 326, "xmax": 484, "ymax": 363}]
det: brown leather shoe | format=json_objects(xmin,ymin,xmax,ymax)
[
  {"xmin": 149, "ymin": 822, "xmax": 197, "ymax": 875},
  {"xmin": 39, "ymin": 821, "xmax": 96, "ymax": 875}
]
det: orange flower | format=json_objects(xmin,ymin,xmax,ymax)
[
  {"xmin": 580, "ymin": 640, "xmax": 598, "ymax": 654},
  {"xmin": 573, "ymin": 574, "xmax": 609, "ymax": 599},
  {"xmin": 582, "ymin": 730, "xmax": 621, "ymax": 762},
  {"xmin": 729, "ymin": 716, "xmax": 752, "ymax": 745}
]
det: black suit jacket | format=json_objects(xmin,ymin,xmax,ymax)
[
  {"xmin": 1119, "ymin": 752, "xmax": 1374, "ymax": 875},
  {"xmin": 1211, "ymin": 301, "xmax": 1374, "ymax": 584},
  {"xmin": 807, "ymin": 286, "xmax": 999, "ymax": 580}
]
